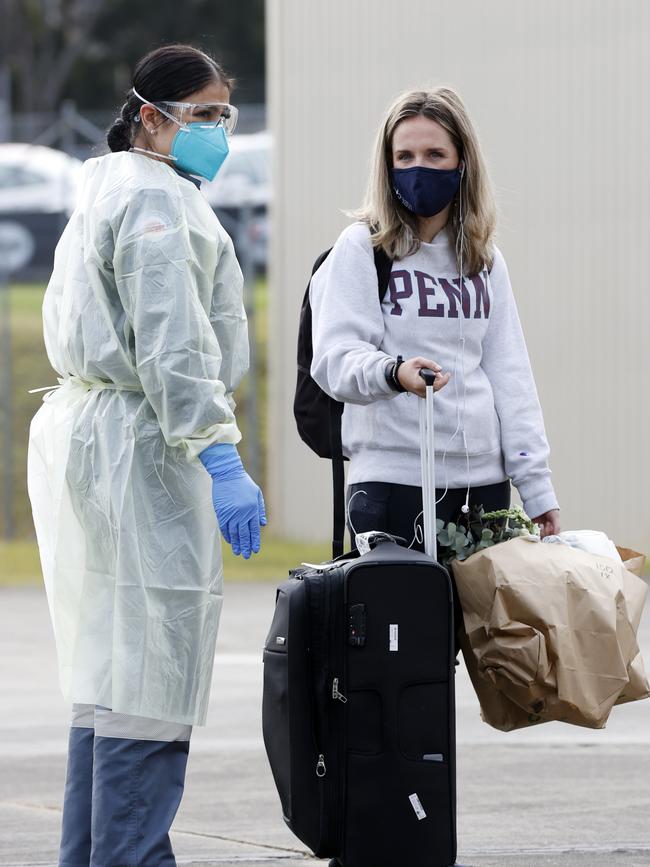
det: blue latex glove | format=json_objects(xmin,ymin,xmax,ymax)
[{"xmin": 199, "ymin": 443, "xmax": 267, "ymax": 559}]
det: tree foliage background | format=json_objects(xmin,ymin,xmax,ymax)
[{"xmin": 2, "ymin": 0, "xmax": 265, "ymax": 113}]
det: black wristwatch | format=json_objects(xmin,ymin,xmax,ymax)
[{"xmin": 385, "ymin": 355, "xmax": 407, "ymax": 393}]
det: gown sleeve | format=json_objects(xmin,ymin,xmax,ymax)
[{"xmin": 112, "ymin": 186, "xmax": 246, "ymax": 459}]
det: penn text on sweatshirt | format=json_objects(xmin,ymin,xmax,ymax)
[{"xmin": 309, "ymin": 221, "xmax": 559, "ymax": 519}]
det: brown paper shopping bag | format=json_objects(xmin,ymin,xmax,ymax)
[
  {"xmin": 453, "ymin": 538, "xmax": 649, "ymax": 731},
  {"xmin": 616, "ymin": 546, "xmax": 646, "ymax": 578}
]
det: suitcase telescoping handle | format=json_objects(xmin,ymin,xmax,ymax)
[{"xmin": 418, "ymin": 368, "xmax": 437, "ymax": 559}]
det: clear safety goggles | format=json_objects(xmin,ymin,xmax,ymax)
[{"xmin": 133, "ymin": 88, "xmax": 238, "ymax": 135}]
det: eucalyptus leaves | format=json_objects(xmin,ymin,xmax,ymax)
[{"xmin": 435, "ymin": 503, "xmax": 538, "ymax": 568}]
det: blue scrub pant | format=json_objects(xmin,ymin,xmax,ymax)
[{"xmin": 58, "ymin": 704, "xmax": 192, "ymax": 867}]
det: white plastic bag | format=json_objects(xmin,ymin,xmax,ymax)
[{"xmin": 542, "ymin": 530, "xmax": 622, "ymax": 562}]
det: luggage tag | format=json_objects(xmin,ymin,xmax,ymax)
[
  {"xmin": 299, "ymin": 560, "xmax": 344, "ymax": 572},
  {"xmin": 355, "ymin": 531, "xmax": 405, "ymax": 554},
  {"xmin": 355, "ymin": 532, "xmax": 374, "ymax": 556}
]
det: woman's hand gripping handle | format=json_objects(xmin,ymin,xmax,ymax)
[{"xmin": 398, "ymin": 357, "xmax": 450, "ymax": 397}]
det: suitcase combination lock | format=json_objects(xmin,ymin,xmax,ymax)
[{"xmin": 348, "ymin": 603, "xmax": 366, "ymax": 647}]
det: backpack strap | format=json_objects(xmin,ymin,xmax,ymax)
[
  {"xmin": 330, "ymin": 240, "xmax": 392, "ymax": 558},
  {"xmin": 373, "ymin": 245, "xmax": 393, "ymax": 300},
  {"xmin": 312, "ymin": 247, "xmax": 333, "ymax": 277}
]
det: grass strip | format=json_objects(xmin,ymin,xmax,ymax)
[{"xmin": 0, "ymin": 537, "xmax": 332, "ymax": 588}]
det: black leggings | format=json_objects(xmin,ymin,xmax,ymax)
[
  {"xmin": 346, "ymin": 480, "xmax": 511, "ymax": 646},
  {"xmin": 346, "ymin": 480, "xmax": 511, "ymax": 551}
]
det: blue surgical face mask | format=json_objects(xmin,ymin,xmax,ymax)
[
  {"xmin": 391, "ymin": 165, "xmax": 462, "ymax": 218},
  {"xmin": 169, "ymin": 122, "xmax": 229, "ymax": 181}
]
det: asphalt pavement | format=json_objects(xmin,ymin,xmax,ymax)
[{"xmin": 1, "ymin": 580, "xmax": 650, "ymax": 867}]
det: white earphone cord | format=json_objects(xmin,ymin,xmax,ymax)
[{"xmin": 346, "ymin": 489, "xmax": 367, "ymax": 541}]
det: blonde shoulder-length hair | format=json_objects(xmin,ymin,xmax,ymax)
[{"xmin": 353, "ymin": 86, "xmax": 496, "ymax": 276}]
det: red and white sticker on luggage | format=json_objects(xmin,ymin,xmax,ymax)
[
  {"xmin": 409, "ymin": 793, "xmax": 427, "ymax": 820},
  {"xmin": 389, "ymin": 624, "xmax": 399, "ymax": 652}
]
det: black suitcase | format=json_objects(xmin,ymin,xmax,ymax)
[{"xmin": 262, "ymin": 371, "xmax": 457, "ymax": 867}]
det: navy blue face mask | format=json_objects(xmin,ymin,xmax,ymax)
[{"xmin": 392, "ymin": 165, "xmax": 462, "ymax": 218}]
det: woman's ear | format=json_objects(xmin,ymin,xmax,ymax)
[
  {"xmin": 139, "ymin": 103, "xmax": 168, "ymax": 133},
  {"xmin": 459, "ymin": 160, "xmax": 465, "ymax": 177},
  {"xmin": 138, "ymin": 103, "xmax": 157, "ymax": 132}
]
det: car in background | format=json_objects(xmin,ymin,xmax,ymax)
[
  {"xmin": 0, "ymin": 143, "xmax": 82, "ymax": 215},
  {"xmin": 0, "ymin": 144, "xmax": 83, "ymax": 279},
  {"xmin": 0, "ymin": 135, "xmax": 271, "ymax": 279},
  {"xmin": 202, "ymin": 131, "xmax": 270, "ymax": 273}
]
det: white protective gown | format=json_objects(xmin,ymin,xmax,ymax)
[{"xmin": 27, "ymin": 151, "xmax": 248, "ymax": 725}]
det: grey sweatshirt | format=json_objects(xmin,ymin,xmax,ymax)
[{"xmin": 309, "ymin": 221, "xmax": 559, "ymax": 519}]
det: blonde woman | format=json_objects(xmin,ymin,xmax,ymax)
[{"xmin": 310, "ymin": 86, "xmax": 560, "ymax": 571}]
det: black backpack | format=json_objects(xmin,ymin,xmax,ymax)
[{"xmin": 293, "ymin": 243, "xmax": 393, "ymax": 558}]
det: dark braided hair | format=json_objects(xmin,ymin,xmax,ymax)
[{"xmin": 106, "ymin": 44, "xmax": 235, "ymax": 153}]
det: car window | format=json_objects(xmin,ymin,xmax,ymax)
[{"xmin": 0, "ymin": 165, "xmax": 47, "ymax": 189}]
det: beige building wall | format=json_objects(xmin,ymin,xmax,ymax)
[{"xmin": 266, "ymin": 0, "xmax": 650, "ymax": 553}]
